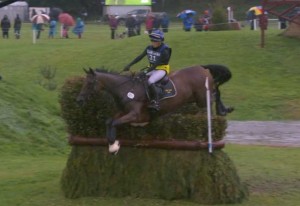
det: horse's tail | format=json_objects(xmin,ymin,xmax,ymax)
[{"xmin": 202, "ymin": 64, "xmax": 232, "ymax": 86}]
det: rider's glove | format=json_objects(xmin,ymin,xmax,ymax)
[
  {"xmin": 143, "ymin": 68, "xmax": 149, "ymax": 74},
  {"xmin": 147, "ymin": 66, "xmax": 155, "ymax": 72},
  {"xmin": 142, "ymin": 66, "xmax": 152, "ymax": 74},
  {"xmin": 123, "ymin": 65, "xmax": 130, "ymax": 71}
]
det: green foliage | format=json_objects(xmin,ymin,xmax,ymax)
[
  {"xmin": 210, "ymin": 1, "xmax": 230, "ymax": 31},
  {"xmin": 59, "ymin": 76, "xmax": 117, "ymax": 137},
  {"xmin": 61, "ymin": 147, "xmax": 248, "ymax": 204},
  {"xmin": 38, "ymin": 65, "xmax": 57, "ymax": 91}
]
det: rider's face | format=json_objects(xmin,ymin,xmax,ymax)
[{"xmin": 151, "ymin": 40, "xmax": 162, "ymax": 48}]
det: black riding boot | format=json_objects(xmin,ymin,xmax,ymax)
[{"xmin": 148, "ymin": 84, "xmax": 160, "ymax": 111}]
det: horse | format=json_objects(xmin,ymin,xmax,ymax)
[{"xmin": 76, "ymin": 64, "xmax": 233, "ymax": 154}]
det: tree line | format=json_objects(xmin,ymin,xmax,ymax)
[{"xmin": 25, "ymin": 0, "xmax": 219, "ymax": 19}]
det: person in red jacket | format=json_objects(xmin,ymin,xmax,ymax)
[{"xmin": 108, "ymin": 14, "xmax": 118, "ymax": 39}]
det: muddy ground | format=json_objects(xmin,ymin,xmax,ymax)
[{"xmin": 225, "ymin": 121, "xmax": 300, "ymax": 147}]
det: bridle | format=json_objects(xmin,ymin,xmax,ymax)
[{"xmin": 91, "ymin": 71, "xmax": 148, "ymax": 105}]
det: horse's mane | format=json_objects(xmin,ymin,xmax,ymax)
[
  {"xmin": 94, "ymin": 67, "xmax": 119, "ymax": 75},
  {"xmin": 94, "ymin": 67, "xmax": 138, "ymax": 80}
]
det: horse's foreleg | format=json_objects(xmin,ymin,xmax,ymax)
[
  {"xmin": 106, "ymin": 118, "xmax": 120, "ymax": 154},
  {"xmin": 111, "ymin": 111, "xmax": 142, "ymax": 126},
  {"xmin": 106, "ymin": 111, "xmax": 140, "ymax": 154},
  {"xmin": 105, "ymin": 118, "xmax": 114, "ymax": 144}
]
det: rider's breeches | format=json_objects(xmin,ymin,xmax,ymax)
[{"xmin": 147, "ymin": 69, "xmax": 167, "ymax": 85}]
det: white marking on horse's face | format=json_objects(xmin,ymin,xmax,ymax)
[{"xmin": 130, "ymin": 122, "xmax": 149, "ymax": 127}]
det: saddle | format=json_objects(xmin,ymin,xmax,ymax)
[
  {"xmin": 149, "ymin": 76, "xmax": 177, "ymax": 101},
  {"xmin": 140, "ymin": 76, "xmax": 177, "ymax": 101},
  {"xmin": 134, "ymin": 72, "xmax": 177, "ymax": 101}
]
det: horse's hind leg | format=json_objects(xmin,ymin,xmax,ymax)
[
  {"xmin": 214, "ymin": 87, "xmax": 234, "ymax": 116},
  {"xmin": 194, "ymin": 92, "xmax": 209, "ymax": 114}
]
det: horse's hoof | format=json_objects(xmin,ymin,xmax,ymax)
[
  {"xmin": 109, "ymin": 140, "xmax": 120, "ymax": 155},
  {"xmin": 227, "ymin": 107, "xmax": 234, "ymax": 113},
  {"xmin": 217, "ymin": 111, "xmax": 227, "ymax": 116}
]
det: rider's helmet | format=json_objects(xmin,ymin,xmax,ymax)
[{"xmin": 149, "ymin": 29, "xmax": 164, "ymax": 42}]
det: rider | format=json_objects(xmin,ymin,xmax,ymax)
[{"xmin": 123, "ymin": 29, "xmax": 172, "ymax": 111}]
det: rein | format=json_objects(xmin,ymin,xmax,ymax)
[{"xmin": 95, "ymin": 71, "xmax": 147, "ymax": 105}]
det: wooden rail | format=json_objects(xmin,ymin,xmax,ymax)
[{"xmin": 68, "ymin": 136, "xmax": 225, "ymax": 150}]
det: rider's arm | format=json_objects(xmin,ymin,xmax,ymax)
[{"xmin": 127, "ymin": 48, "xmax": 147, "ymax": 67}]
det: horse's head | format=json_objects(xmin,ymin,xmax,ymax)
[{"xmin": 76, "ymin": 68, "xmax": 101, "ymax": 106}]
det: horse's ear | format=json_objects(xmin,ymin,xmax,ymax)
[
  {"xmin": 83, "ymin": 68, "xmax": 89, "ymax": 74},
  {"xmin": 89, "ymin": 68, "xmax": 96, "ymax": 75}
]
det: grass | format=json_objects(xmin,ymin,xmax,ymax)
[{"xmin": 0, "ymin": 23, "xmax": 300, "ymax": 205}]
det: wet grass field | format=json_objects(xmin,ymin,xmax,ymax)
[{"xmin": 0, "ymin": 23, "xmax": 300, "ymax": 205}]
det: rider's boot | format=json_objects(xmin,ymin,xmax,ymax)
[
  {"xmin": 109, "ymin": 140, "xmax": 120, "ymax": 154},
  {"xmin": 148, "ymin": 84, "xmax": 160, "ymax": 111}
]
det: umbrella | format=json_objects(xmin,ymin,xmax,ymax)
[
  {"xmin": 248, "ymin": 6, "xmax": 263, "ymax": 16},
  {"xmin": 58, "ymin": 13, "xmax": 75, "ymax": 26},
  {"xmin": 31, "ymin": 13, "xmax": 50, "ymax": 24},
  {"xmin": 177, "ymin": 9, "xmax": 196, "ymax": 19}
]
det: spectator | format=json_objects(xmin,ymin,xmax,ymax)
[
  {"xmin": 108, "ymin": 14, "xmax": 118, "ymax": 39},
  {"xmin": 36, "ymin": 23, "xmax": 43, "ymax": 39},
  {"xmin": 183, "ymin": 13, "xmax": 194, "ymax": 31},
  {"xmin": 62, "ymin": 25, "xmax": 69, "ymax": 38},
  {"xmin": 278, "ymin": 17, "xmax": 287, "ymax": 29},
  {"xmin": 194, "ymin": 17, "xmax": 204, "ymax": 31},
  {"xmin": 72, "ymin": 17, "xmax": 85, "ymax": 39},
  {"xmin": 48, "ymin": 18, "xmax": 57, "ymax": 38},
  {"xmin": 31, "ymin": 9, "xmax": 37, "ymax": 18},
  {"xmin": 135, "ymin": 17, "xmax": 142, "ymax": 35},
  {"xmin": 152, "ymin": 15, "xmax": 161, "ymax": 30},
  {"xmin": 203, "ymin": 10, "xmax": 211, "ymax": 24},
  {"xmin": 145, "ymin": 14, "xmax": 154, "ymax": 34},
  {"xmin": 13, "ymin": 14, "xmax": 22, "ymax": 39},
  {"xmin": 161, "ymin": 13, "xmax": 169, "ymax": 33},
  {"xmin": 202, "ymin": 10, "xmax": 211, "ymax": 31},
  {"xmin": 125, "ymin": 14, "xmax": 136, "ymax": 37},
  {"xmin": 247, "ymin": 10, "xmax": 256, "ymax": 30},
  {"xmin": 1, "ymin": 15, "xmax": 11, "ymax": 38}
]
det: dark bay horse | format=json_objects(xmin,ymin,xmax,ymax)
[{"xmin": 76, "ymin": 65, "xmax": 233, "ymax": 153}]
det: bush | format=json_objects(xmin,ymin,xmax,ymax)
[{"xmin": 211, "ymin": 7, "xmax": 230, "ymax": 31}]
